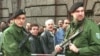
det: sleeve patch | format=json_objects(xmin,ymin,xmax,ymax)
[{"xmin": 96, "ymin": 33, "xmax": 100, "ymax": 39}]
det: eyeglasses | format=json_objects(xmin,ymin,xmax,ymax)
[{"xmin": 65, "ymin": 23, "xmax": 70, "ymax": 24}]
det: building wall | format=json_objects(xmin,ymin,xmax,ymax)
[
  {"xmin": 0, "ymin": 0, "xmax": 100, "ymax": 25},
  {"xmin": 0, "ymin": 0, "xmax": 2, "ymax": 21}
]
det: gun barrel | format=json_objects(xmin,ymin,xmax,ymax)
[{"xmin": 51, "ymin": 29, "xmax": 82, "ymax": 56}]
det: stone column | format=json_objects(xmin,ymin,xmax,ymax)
[
  {"xmin": 7, "ymin": 0, "xmax": 13, "ymax": 13},
  {"xmin": 12, "ymin": 0, "xmax": 18, "ymax": 12}
]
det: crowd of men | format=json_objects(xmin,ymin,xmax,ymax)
[{"xmin": 0, "ymin": 2, "xmax": 100, "ymax": 56}]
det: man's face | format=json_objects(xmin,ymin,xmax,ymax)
[
  {"xmin": 0, "ymin": 22, "xmax": 6, "ymax": 27},
  {"xmin": 26, "ymin": 23, "xmax": 31, "ymax": 30},
  {"xmin": 30, "ymin": 26, "xmax": 39, "ymax": 36},
  {"xmin": 14, "ymin": 14, "xmax": 26, "ymax": 27},
  {"xmin": 58, "ymin": 20, "xmax": 63, "ymax": 27},
  {"xmin": 63, "ymin": 19, "xmax": 70, "ymax": 29},
  {"xmin": 71, "ymin": 7, "xmax": 85, "ymax": 21},
  {"xmin": 46, "ymin": 23, "xmax": 54, "ymax": 31}
]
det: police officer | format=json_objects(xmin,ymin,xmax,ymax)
[
  {"xmin": 55, "ymin": 2, "xmax": 100, "ymax": 56},
  {"xmin": 2, "ymin": 9, "xmax": 31, "ymax": 56}
]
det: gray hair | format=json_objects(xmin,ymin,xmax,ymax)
[{"xmin": 45, "ymin": 19, "xmax": 54, "ymax": 26}]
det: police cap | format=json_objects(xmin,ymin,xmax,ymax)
[
  {"xmin": 69, "ymin": 2, "xmax": 84, "ymax": 13},
  {"xmin": 12, "ymin": 9, "xmax": 26, "ymax": 19}
]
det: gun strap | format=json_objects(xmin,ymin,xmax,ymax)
[
  {"xmin": 65, "ymin": 21, "xmax": 84, "ymax": 40},
  {"xmin": 13, "ymin": 30, "xmax": 30, "ymax": 52}
]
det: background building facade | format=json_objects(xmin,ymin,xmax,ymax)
[{"xmin": 0, "ymin": 0, "xmax": 100, "ymax": 25}]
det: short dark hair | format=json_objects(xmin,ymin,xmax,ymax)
[{"xmin": 29, "ymin": 23, "xmax": 39, "ymax": 30}]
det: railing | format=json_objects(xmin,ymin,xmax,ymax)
[{"xmin": 0, "ymin": 52, "xmax": 65, "ymax": 56}]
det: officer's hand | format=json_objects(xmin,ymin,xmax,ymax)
[
  {"xmin": 55, "ymin": 45, "xmax": 62, "ymax": 52},
  {"xmin": 69, "ymin": 43, "xmax": 79, "ymax": 53}
]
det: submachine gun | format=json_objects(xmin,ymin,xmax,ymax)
[
  {"xmin": 18, "ymin": 29, "xmax": 32, "ymax": 52},
  {"xmin": 51, "ymin": 29, "xmax": 82, "ymax": 56}
]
